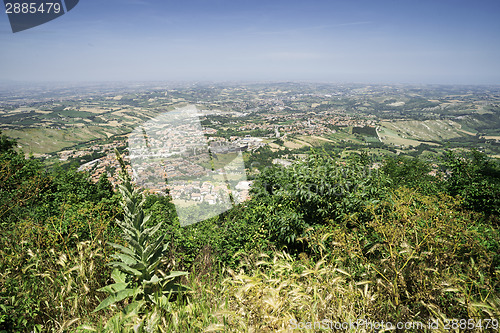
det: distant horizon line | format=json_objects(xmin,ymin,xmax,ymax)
[{"xmin": 1, "ymin": 79, "xmax": 499, "ymax": 87}]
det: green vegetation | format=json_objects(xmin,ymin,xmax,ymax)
[
  {"xmin": 352, "ymin": 126, "xmax": 378, "ymax": 137},
  {"xmin": 94, "ymin": 153, "xmax": 187, "ymax": 315},
  {"xmin": 3, "ymin": 127, "xmax": 124, "ymax": 155},
  {"xmin": 1, "ymin": 131, "xmax": 499, "ymax": 332},
  {"xmin": 442, "ymin": 149, "xmax": 500, "ymax": 217}
]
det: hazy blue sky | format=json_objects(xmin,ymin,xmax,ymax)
[{"xmin": 1, "ymin": 0, "xmax": 499, "ymax": 84}]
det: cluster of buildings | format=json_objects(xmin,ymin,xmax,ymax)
[
  {"xmin": 61, "ymin": 140, "xmax": 125, "ymax": 162},
  {"xmin": 168, "ymin": 180, "xmax": 251, "ymax": 205},
  {"xmin": 78, "ymin": 150, "xmax": 131, "ymax": 185}
]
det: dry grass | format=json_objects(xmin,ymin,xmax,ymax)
[{"xmin": 221, "ymin": 252, "xmax": 370, "ymax": 332}]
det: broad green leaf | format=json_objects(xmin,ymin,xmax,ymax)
[
  {"xmin": 108, "ymin": 242, "xmax": 137, "ymax": 259},
  {"xmin": 164, "ymin": 271, "xmax": 189, "ymax": 279},
  {"xmin": 123, "ymin": 301, "xmax": 145, "ymax": 316},
  {"xmin": 109, "ymin": 261, "xmax": 142, "ymax": 277},
  {"xmin": 143, "ymin": 222, "xmax": 162, "ymax": 238},
  {"xmin": 111, "ymin": 269, "xmax": 127, "ymax": 284},
  {"xmin": 127, "ymin": 238, "xmax": 144, "ymax": 255},
  {"xmin": 97, "ymin": 282, "xmax": 128, "ymax": 294},
  {"xmin": 144, "ymin": 235, "xmax": 165, "ymax": 263},
  {"xmin": 140, "ymin": 214, "xmax": 152, "ymax": 230},
  {"xmin": 129, "ymin": 261, "xmax": 147, "ymax": 271},
  {"xmin": 112, "ymin": 253, "xmax": 138, "ymax": 266},
  {"xmin": 93, "ymin": 288, "xmax": 136, "ymax": 312}
]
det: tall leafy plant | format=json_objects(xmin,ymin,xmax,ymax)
[
  {"xmin": 250, "ymin": 152, "xmax": 389, "ymax": 246},
  {"xmin": 94, "ymin": 151, "xmax": 187, "ymax": 313},
  {"xmin": 443, "ymin": 149, "xmax": 500, "ymax": 217}
]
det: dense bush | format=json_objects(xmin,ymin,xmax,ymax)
[
  {"xmin": 382, "ymin": 150, "xmax": 500, "ymax": 219},
  {"xmin": 251, "ymin": 152, "xmax": 389, "ymax": 245},
  {"xmin": 382, "ymin": 155, "xmax": 442, "ymax": 194},
  {"xmin": 0, "ymin": 138, "xmax": 121, "ymax": 332},
  {"xmin": 442, "ymin": 149, "xmax": 500, "ymax": 218}
]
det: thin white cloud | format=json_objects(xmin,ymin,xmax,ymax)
[
  {"xmin": 124, "ymin": 0, "xmax": 151, "ymax": 5},
  {"xmin": 263, "ymin": 52, "xmax": 327, "ymax": 60},
  {"xmin": 254, "ymin": 21, "xmax": 372, "ymax": 36}
]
